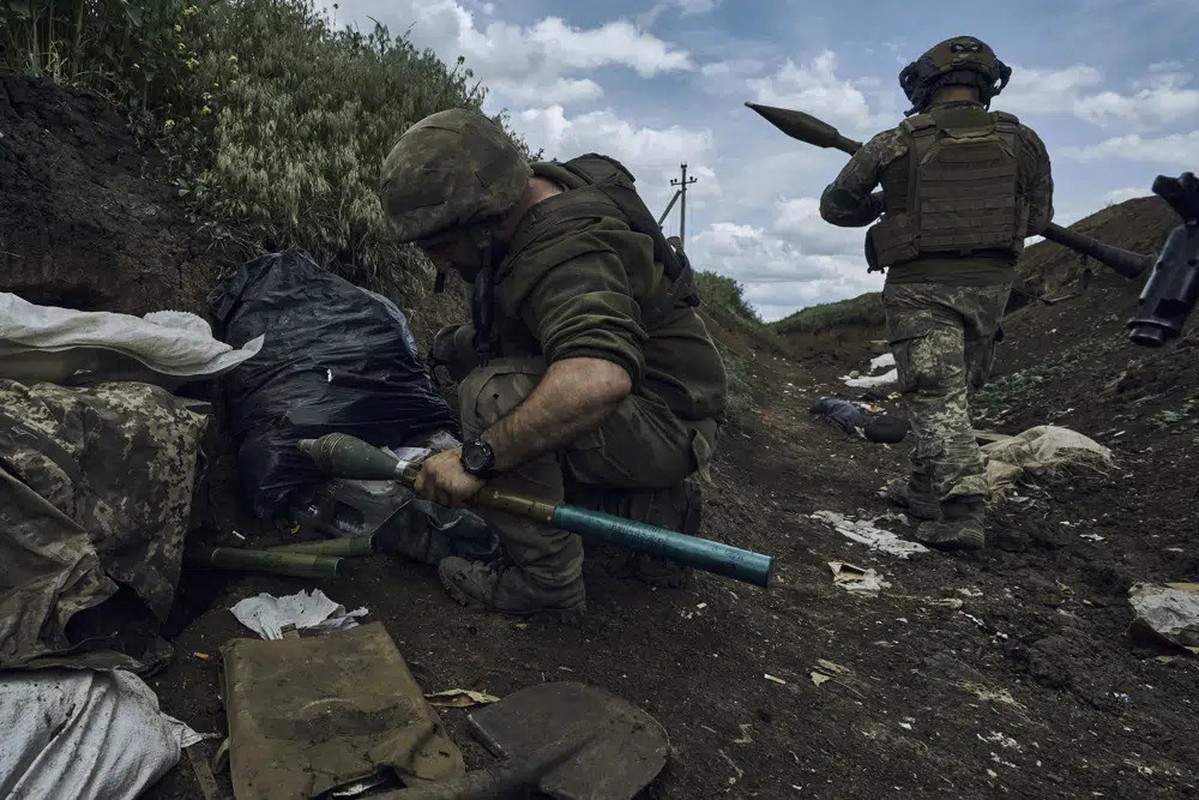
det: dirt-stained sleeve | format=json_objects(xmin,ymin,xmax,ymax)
[
  {"xmin": 1020, "ymin": 125, "xmax": 1055, "ymax": 234},
  {"xmin": 519, "ymin": 249, "xmax": 648, "ymax": 384},
  {"xmin": 818, "ymin": 128, "xmax": 902, "ymax": 227}
]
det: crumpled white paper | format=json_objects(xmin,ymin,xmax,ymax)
[
  {"xmin": 810, "ymin": 510, "xmax": 930, "ymax": 558},
  {"xmin": 230, "ymin": 589, "xmax": 369, "ymax": 640}
]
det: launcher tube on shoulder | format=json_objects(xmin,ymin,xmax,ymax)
[
  {"xmin": 745, "ymin": 101, "xmax": 1154, "ymax": 279},
  {"xmin": 1127, "ymin": 172, "xmax": 1199, "ymax": 347}
]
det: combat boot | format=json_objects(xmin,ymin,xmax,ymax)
[
  {"xmin": 911, "ymin": 495, "xmax": 986, "ymax": 550},
  {"xmin": 437, "ymin": 556, "xmax": 586, "ymax": 618},
  {"xmin": 884, "ymin": 473, "xmax": 941, "ymax": 521}
]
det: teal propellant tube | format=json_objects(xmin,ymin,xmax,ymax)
[
  {"xmin": 551, "ymin": 505, "xmax": 772, "ymax": 587},
  {"xmin": 299, "ymin": 433, "xmax": 775, "ymax": 588}
]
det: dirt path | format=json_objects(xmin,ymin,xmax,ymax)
[{"xmin": 145, "ymin": 331, "xmax": 1197, "ymax": 799}]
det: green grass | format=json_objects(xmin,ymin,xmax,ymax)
[
  {"xmin": 694, "ymin": 270, "xmax": 762, "ymax": 328},
  {"xmin": 770, "ymin": 292, "xmax": 885, "ymax": 337},
  {"xmin": 1, "ymin": 0, "xmax": 536, "ymax": 304}
]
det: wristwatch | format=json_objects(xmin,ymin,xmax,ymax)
[{"xmin": 459, "ymin": 436, "xmax": 497, "ymax": 479}]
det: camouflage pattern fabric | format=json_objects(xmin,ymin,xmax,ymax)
[
  {"xmin": 457, "ymin": 357, "xmax": 717, "ymax": 589},
  {"xmin": 0, "ymin": 379, "xmax": 209, "ymax": 670},
  {"xmin": 883, "ymin": 282, "xmax": 1010, "ymax": 502},
  {"xmin": 819, "ymin": 101, "xmax": 1054, "ymax": 245}
]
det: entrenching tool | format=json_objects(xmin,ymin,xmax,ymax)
[
  {"xmin": 298, "ymin": 432, "xmax": 774, "ymax": 588},
  {"xmin": 744, "ymin": 101, "xmax": 1156, "ymax": 280},
  {"xmin": 379, "ymin": 682, "xmax": 670, "ymax": 800}
]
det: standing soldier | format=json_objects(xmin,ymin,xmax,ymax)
[
  {"xmin": 818, "ymin": 36, "xmax": 1054, "ymax": 550},
  {"xmin": 377, "ymin": 108, "xmax": 727, "ymax": 615}
]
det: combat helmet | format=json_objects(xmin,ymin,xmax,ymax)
[
  {"xmin": 898, "ymin": 36, "xmax": 1012, "ymax": 116},
  {"xmin": 378, "ymin": 107, "xmax": 532, "ymax": 245}
]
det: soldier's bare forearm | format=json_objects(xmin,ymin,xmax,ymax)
[{"xmin": 482, "ymin": 357, "xmax": 632, "ymax": 471}]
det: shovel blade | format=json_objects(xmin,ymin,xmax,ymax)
[{"xmin": 467, "ymin": 682, "xmax": 669, "ymax": 800}]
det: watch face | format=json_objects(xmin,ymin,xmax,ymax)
[
  {"xmin": 462, "ymin": 440, "xmax": 492, "ymax": 472},
  {"xmin": 463, "ymin": 445, "xmax": 485, "ymax": 471}
]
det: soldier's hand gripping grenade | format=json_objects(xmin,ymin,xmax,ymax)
[{"xmin": 1127, "ymin": 172, "xmax": 1199, "ymax": 347}]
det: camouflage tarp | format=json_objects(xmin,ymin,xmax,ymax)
[{"xmin": 0, "ymin": 379, "xmax": 209, "ymax": 671}]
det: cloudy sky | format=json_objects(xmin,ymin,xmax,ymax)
[{"xmin": 329, "ymin": 0, "xmax": 1198, "ymax": 321}]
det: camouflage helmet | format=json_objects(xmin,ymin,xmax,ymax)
[
  {"xmin": 898, "ymin": 36, "xmax": 1012, "ymax": 115},
  {"xmin": 379, "ymin": 107, "xmax": 532, "ymax": 243}
]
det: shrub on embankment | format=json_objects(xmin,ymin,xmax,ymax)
[{"xmin": 0, "ymin": 0, "xmax": 534, "ymax": 303}]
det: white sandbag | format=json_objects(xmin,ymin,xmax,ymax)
[
  {"xmin": 0, "ymin": 292, "xmax": 263, "ymax": 384},
  {"xmin": 981, "ymin": 425, "xmax": 1115, "ymax": 497},
  {"xmin": 0, "ymin": 669, "xmax": 202, "ymax": 800}
]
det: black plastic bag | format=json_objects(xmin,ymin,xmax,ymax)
[{"xmin": 208, "ymin": 250, "xmax": 457, "ymax": 518}]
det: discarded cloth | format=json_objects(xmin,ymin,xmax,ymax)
[
  {"xmin": 208, "ymin": 250, "xmax": 457, "ymax": 518},
  {"xmin": 0, "ymin": 292, "xmax": 263, "ymax": 386},
  {"xmin": 981, "ymin": 425, "xmax": 1115, "ymax": 498},
  {"xmin": 0, "ymin": 379, "xmax": 208, "ymax": 670},
  {"xmin": 221, "ymin": 622, "xmax": 465, "ymax": 798},
  {"xmin": 231, "ymin": 589, "xmax": 369, "ymax": 640},
  {"xmin": 841, "ymin": 353, "xmax": 898, "ymax": 389},
  {"xmin": 810, "ymin": 397, "xmax": 908, "ymax": 444},
  {"xmin": 810, "ymin": 397, "xmax": 867, "ymax": 435},
  {"xmin": 0, "ymin": 668, "xmax": 203, "ymax": 800}
]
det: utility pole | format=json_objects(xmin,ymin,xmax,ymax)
[{"xmin": 669, "ymin": 163, "xmax": 698, "ymax": 249}]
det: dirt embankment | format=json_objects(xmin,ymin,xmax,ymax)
[{"xmin": 3, "ymin": 72, "xmax": 1197, "ymax": 800}]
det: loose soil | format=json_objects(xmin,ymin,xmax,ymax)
[{"xmin": 3, "ymin": 72, "xmax": 1197, "ymax": 799}]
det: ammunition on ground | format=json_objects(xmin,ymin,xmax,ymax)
[
  {"xmin": 184, "ymin": 546, "xmax": 347, "ymax": 578},
  {"xmin": 299, "ymin": 432, "xmax": 775, "ymax": 588},
  {"xmin": 266, "ymin": 535, "xmax": 377, "ymax": 557}
]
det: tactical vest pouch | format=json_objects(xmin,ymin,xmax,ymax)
[
  {"xmin": 868, "ymin": 212, "xmax": 920, "ymax": 268},
  {"xmin": 557, "ymin": 154, "xmax": 701, "ymax": 326},
  {"xmin": 900, "ymin": 111, "xmax": 1024, "ymax": 259}
]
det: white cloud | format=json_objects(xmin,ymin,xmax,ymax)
[
  {"xmin": 687, "ymin": 199, "xmax": 882, "ymax": 320},
  {"xmin": 1001, "ymin": 64, "xmax": 1199, "ymax": 130},
  {"xmin": 511, "ymin": 105, "xmax": 720, "ymax": 216},
  {"xmin": 637, "ymin": 0, "xmax": 722, "ymax": 28},
  {"xmin": 329, "ymin": 0, "xmax": 692, "ymax": 105},
  {"xmin": 1059, "ymin": 131, "xmax": 1199, "ymax": 163},
  {"xmin": 771, "ymin": 196, "xmax": 867, "ymax": 256},
  {"xmin": 746, "ymin": 51, "xmax": 894, "ymax": 136},
  {"xmin": 1103, "ymin": 186, "xmax": 1150, "ymax": 204}
]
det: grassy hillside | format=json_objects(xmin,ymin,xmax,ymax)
[
  {"xmin": 0, "ymin": 0, "xmax": 534, "ymax": 303},
  {"xmin": 770, "ymin": 291, "xmax": 885, "ymax": 336}
]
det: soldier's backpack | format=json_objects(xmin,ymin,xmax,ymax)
[{"xmin": 556, "ymin": 153, "xmax": 702, "ymax": 325}]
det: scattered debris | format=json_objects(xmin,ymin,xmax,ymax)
[
  {"xmin": 423, "ymin": 689, "xmax": 501, "ymax": 708},
  {"xmin": 764, "ymin": 673, "xmax": 788, "ymax": 685},
  {"xmin": 230, "ymin": 589, "xmax": 368, "ymax": 640},
  {"xmin": 810, "ymin": 510, "xmax": 930, "ymax": 558},
  {"xmin": 828, "ymin": 561, "xmax": 890, "ymax": 595}
]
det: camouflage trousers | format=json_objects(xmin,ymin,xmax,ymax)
[
  {"xmin": 883, "ymin": 281, "xmax": 1010, "ymax": 502},
  {"xmin": 458, "ymin": 356, "xmax": 719, "ymax": 589}
]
